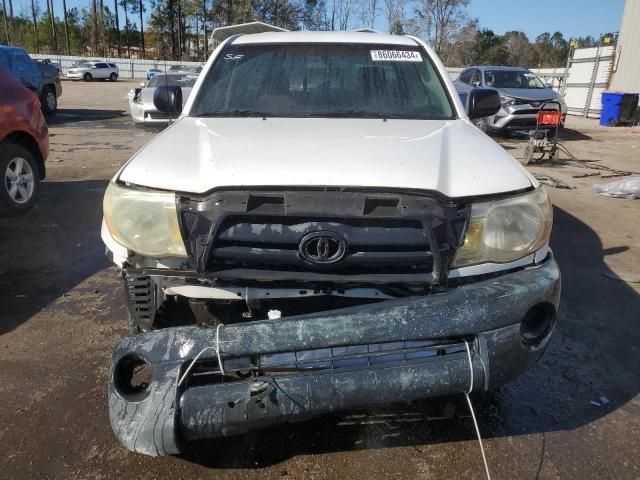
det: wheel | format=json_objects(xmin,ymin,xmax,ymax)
[
  {"xmin": 523, "ymin": 144, "xmax": 534, "ymax": 165},
  {"xmin": 110, "ymin": 73, "xmax": 118, "ymax": 81},
  {"xmin": 40, "ymin": 86, "xmax": 57, "ymax": 114},
  {"xmin": 83, "ymin": 72, "xmax": 92, "ymax": 82},
  {"xmin": 550, "ymin": 148, "xmax": 560, "ymax": 162},
  {"xmin": 472, "ymin": 117, "xmax": 489, "ymax": 134},
  {"xmin": 0, "ymin": 144, "xmax": 40, "ymax": 216}
]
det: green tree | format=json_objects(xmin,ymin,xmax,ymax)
[{"xmin": 470, "ymin": 28, "xmax": 508, "ymax": 65}]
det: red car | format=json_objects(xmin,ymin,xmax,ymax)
[{"xmin": 0, "ymin": 68, "xmax": 48, "ymax": 215}]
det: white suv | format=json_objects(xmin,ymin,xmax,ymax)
[
  {"xmin": 67, "ymin": 61, "xmax": 119, "ymax": 81},
  {"xmin": 102, "ymin": 31, "xmax": 560, "ymax": 456}
]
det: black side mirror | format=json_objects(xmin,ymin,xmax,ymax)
[
  {"xmin": 467, "ymin": 88, "xmax": 501, "ymax": 119},
  {"xmin": 153, "ymin": 85, "xmax": 183, "ymax": 115}
]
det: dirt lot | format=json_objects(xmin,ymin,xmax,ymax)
[{"xmin": 0, "ymin": 80, "xmax": 639, "ymax": 480}]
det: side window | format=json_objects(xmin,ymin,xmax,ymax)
[
  {"xmin": 96, "ymin": 63, "xmax": 108, "ymax": 69},
  {"xmin": 484, "ymin": 71, "xmax": 495, "ymax": 87},
  {"xmin": 458, "ymin": 69, "xmax": 472, "ymax": 84},
  {"xmin": 471, "ymin": 69, "xmax": 482, "ymax": 86}
]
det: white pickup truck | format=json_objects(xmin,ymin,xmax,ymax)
[{"xmin": 101, "ymin": 31, "xmax": 560, "ymax": 456}]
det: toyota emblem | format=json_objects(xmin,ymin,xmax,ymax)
[{"xmin": 299, "ymin": 231, "xmax": 347, "ymax": 265}]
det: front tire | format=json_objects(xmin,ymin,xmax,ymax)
[
  {"xmin": 0, "ymin": 144, "xmax": 40, "ymax": 216},
  {"xmin": 40, "ymin": 86, "xmax": 57, "ymax": 114},
  {"xmin": 83, "ymin": 72, "xmax": 92, "ymax": 82},
  {"xmin": 110, "ymin": 73, "xmax": 118, "ymax": 81}
]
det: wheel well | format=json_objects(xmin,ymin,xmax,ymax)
[{"xmin": 2, "ymin": 132, "xmax": 46, "ymax": 180}]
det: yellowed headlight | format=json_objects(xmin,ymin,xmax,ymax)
[
  {"xmin": 452, "ymin": 188, "xmax": 552, "ymax": 268},
  {"xmin": 103, "ymin": 182, "xmax": 187, "ymax": 258}
]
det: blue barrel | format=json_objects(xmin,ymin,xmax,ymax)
[{"xmin": 600, "ymin": 92, "xmax": 639, "ymax": 126}]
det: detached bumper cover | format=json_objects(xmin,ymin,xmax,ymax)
[{"xmin": 109, "ymin": 257, "xmax": 560, "ymax": 456}]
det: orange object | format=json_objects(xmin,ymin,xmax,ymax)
[{"xmin": 537, "ymin": 109, "xmax": 562, "ymax": 126}]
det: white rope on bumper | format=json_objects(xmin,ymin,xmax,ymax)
[
  {"xmin": 176, "ymin": 323, "xmax": 225, "ymax": 388},
  {"xmin": 464, "ymin": 340, "xmax": 492, "ymax": 480}
]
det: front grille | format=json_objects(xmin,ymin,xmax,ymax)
[
  {"xmin": 514, "ymin": 99, "xmax": 554, "ymax": 107},
  {"xmin": 178, "ymin": 190, "xmax": 468, "ymax": 284},
  {"xmin": 211, "ymin": 216, "xmax": 433, "ymax": 274},
  {"xmin": 513, "ymin": 108, "xmax": 540, "ymax": 115}
]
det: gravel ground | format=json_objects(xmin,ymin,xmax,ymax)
[{"xmin": 0, "ymin": 80, "xmax": 639, "ymax": 480}]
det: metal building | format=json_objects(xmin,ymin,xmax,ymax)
[{"xmin": 609, "ymin": 0, "xmax": 640, "ymax": 93}]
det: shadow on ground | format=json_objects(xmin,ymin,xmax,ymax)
[
  {"xmin": 0, "ymin": 180, "xmax": 110, "ymax": 334},
  {"xmin": 180, "ymin": 206, "xmax": 640, "ymax": 469},
  {"xmin": 47, "ymin": 108, "xmax": 127, "ymax": 126},
  {"xmin": 492, "ymin": 128, "xmax": 592, "ymax": 142}
]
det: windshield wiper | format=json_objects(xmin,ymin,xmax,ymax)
[{"xmin": 193, "ymin": 110, "xmax": 274, "ymax": 118}]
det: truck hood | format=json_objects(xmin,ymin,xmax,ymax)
[{"xmin": 118, "ymin": 117, "xmax": 535, "ymax": 198}]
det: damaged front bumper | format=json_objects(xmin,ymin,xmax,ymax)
[{"xmin": 109, "ymin": 256, "xmax": 560, "ymax": 456}]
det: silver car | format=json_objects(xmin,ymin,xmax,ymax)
[
  {"xmin": 128, "ymin": 73, "xmax": 197, "ymax": 125},
  {"xmin": 455, "ymin": 66, "xmax": 566, "ymax": 133}
]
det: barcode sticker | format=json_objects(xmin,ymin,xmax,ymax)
[{"xmin": 370, "ymin": 50, "xmax": 422, "ymax": 62}]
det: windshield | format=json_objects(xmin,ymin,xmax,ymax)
[
  {"xmin": 78, "ymin": 62, "xmax": 92, "ymax": 68},
  {"xmin": 484, "ymin": 70, "xmax": 546, "ymax": 89},
  {"xmin": 191, "ymin": 43, "xmax": 454, "ymax": 119},
  {"xmin": 147, "ymin": 74, "xmax": 197, "ymax": 88}
]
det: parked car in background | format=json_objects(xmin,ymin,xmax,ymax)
[
  {"xmin": 67, "ymin": 61, "xmax": 119, "ymax": 81},
  {"xmin": 0, "ymin": 68, "xmax": 48, "ymax": 215},
  {"xmin": 146, "ymin": 67, "xmax": 162, "ymax": 80},
  {"xmin": 0, "ymin": 45, "xmax": 62, "ymax": 114},
  {"xmin": 455, "ymin": 66, "xmax": 566, "ymax": 133},
  {"xmin": 34, "ymin": 60, "xmax": 63, "ymax": 113},
  {"xmin": 35, "ymin": 58, "xmax": 61, "ymax": 73},
  {"xmin": 128, "ymin": 73, "xmax": 198, "ymax": 125}
]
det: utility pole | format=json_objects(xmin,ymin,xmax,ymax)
[
  {"xmin": 1, "ymin": 0, "xmax": 10, "ymax": 44},
  {"xmin": 113, "ymin": 0, "xmax": 121, "ymax": 56},
  {"xmin": 44, "ymin": 0, "xmax": 51, "ymax": 48},
  {"xmin": 202, "ymin": 0, "xmax": 207, "ymax": 60},
  {"xmin": 7, "ymin": 0, "xmax": 13, "ymax": 43},
  {"xmin": 99, "ymin": 0, "xmax": 105, "ymax": 56},
  {"xmin": 48, "ymin": 0, "xmax": 57, "ymax": 53},
  {"xmin": 31, "ymin": 0, "xmax": 38, "ymax": 52},
  {"xmin": 370, "ymin": 0, "xmax": 376, "ymax": 29},
  {"xmin": 168, "ymin": 0, "xmax": 177, "ymax": 59},
  {"xmin": 177, "ymin": 0, "xmax": 182, "ymax": 59},
  {"xmin": 62, "ymin": 0, "xmax": 70, "ymax": 54},
  {"xmin": 138, "ymin": 0, "xmax": 144, "ymax": 58},
  {"xmin": 92, "ymin": 0, "xmax": 98, "ymax": 54}
]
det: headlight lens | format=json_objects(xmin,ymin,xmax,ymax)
[
  {"xmin": 103, "ymin": 182, "xmax": 187, "ymax": 258},
  {"xmin": 452, "ymin": 188, "xmax": 552, "ymax": 268},
  {"xmin": 500, "ymin": 95, "xmax": 516, "ymax": 106}
]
